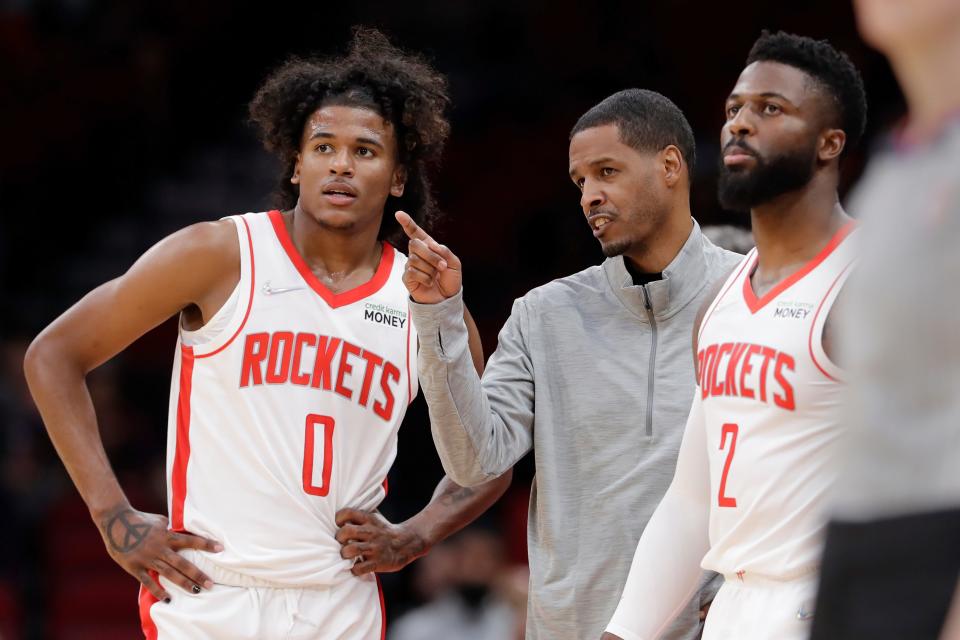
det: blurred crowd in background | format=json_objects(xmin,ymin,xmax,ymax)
[{"xmin": 0, "ymin": 1, "xmax": 904, "ymax": 638}]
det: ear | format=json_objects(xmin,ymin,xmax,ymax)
[
  {"xmin": 661, "ymin": 145, "xmax": 684, "ymax": 189},
  {"xmin": 390, "ymin": 165, "xmax": 407, "ymax": 198},
  {"xmin": 818, "ymin": 128, "xmax": 846, "ymax": 163},
  {"xmin": 291, "ymin": 153, "xmax": 302, "ymax": 185}
]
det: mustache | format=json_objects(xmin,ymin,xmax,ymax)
[
  {"xmin": 723, "ymin": 139, "xmax": 760, "ymax": 157},
  {"xmin": 588, "ymin": 207, "xmax": 617, "ymax": 217}
]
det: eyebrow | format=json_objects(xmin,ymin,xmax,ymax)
[
  {"xmin": 727, "ymin": 92, "xmax": 796, "ymax": 106},
  {"xmin": 568, "ymin": 157, "xmax": 618, "ymax": 178},
  {"xmin": 308, "ymin": 130, "xmax": 385, "ymax": 149}
]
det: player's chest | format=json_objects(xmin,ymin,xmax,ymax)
[
  {"xmin": 697, "ymin": 296, "xmax": 830, "ymax": 415},
  {"xmin": 248, "ymin": 284, "xmax": 410, "ymax": 341},
  {"xmin": 212, "ymin": 288, "xmax": 412, "ymax": 402}
]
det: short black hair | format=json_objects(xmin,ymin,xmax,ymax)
[
  {"xmin": 571, "ymin": 89, "xmax": 697, "ymax": 181},
  {"xmin": 746, "ymin": 30, "xmax": 867, "ymax": 154},
  {"xmin": 249, "ymin": 27, "xmax": 450, "ymax": 245}
]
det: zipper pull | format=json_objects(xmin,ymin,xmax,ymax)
[{"xmin": 641, "ymin": 285, "xmax": 653, "ymax": 311}]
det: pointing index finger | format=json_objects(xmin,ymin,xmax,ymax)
[{"xmin": 395, "ymin": 211, "xmax": 430, "ymax": 242}]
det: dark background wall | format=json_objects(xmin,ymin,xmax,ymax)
[{"xmin": 0, "ymin": 1, "xmax": 902, "ymax": 638}]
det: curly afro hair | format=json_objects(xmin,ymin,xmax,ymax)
[
  {"xmin": 249, "ymin": 27, "xmax": 450, "ymax": 245},
  {"xmin": 746, "ymin": 30, "xmax": 867, "ymax": 156}
]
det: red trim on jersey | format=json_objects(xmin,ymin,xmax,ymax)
[
  {"xmin": 698, "ymin": 252, "xmax": 754, "ymax": 349},
  {"xmin": 171, "ymin": 345, "xmax": 195, "ymax": 531},
  {"xmin": 742, "ymin": 221, "xmax": 856, "ymax": 314},
  {"xmin": 195, "ymin": 215, "xmax": 257, "ymax": 359},
  {"xmin": 382, "ymin": 476, "xmax": 389, "ymax": 496},
  {"xmin": 138, "ymin": 572, "xmax": 159, "ymax": 640},
  {"xmin": 808, "ymin": 260, "xmax": 854, "ymax": 382},
  {"xmin": 376, "ymin": 574, "xmax": 387, "ymax": 640},
  {"xmin": 268, "ymin": 210, "xmax": 395, "ymax": 308}
]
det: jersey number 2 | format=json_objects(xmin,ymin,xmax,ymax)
[
  {"xmin": 718, "ymin": 422, "xmax": 738, "ymax": 508},
  {"xmin": 303, "ymin": 414, "xmax": 335, "ymax": 497}
]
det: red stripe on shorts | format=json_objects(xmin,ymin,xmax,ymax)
[
  {"xmin": 138, "ymin": 570, "xmax": 160, "ymax": 639},
  {"xmin": 376, "ymin": 574, "xmax": 387, "ymax": 640}
]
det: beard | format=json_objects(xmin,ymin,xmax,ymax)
[
  {"xmin": 717, "ymin": 140, "xmax": 817, "ymax": 212},
  {"xmin": 601, "ymin": 238, "xmax": 634, "ymax": 258},
  {"xmin": 594, "ymin": 198, "xmax": 662, "ymax": 259}
]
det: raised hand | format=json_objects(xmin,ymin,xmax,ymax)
[
  {"xmin": 395, "ymin": 211, "xmax": 462, "ymax": 304},
  {"xmin": 335, "ymin": 508, "xmax": 428, "ymax": 576},
  {"xmin": 98, "ymin": 505, "xmax": 223, "ymax": 602}
]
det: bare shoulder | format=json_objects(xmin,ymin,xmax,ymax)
[
  {"xmin": 160, "ymin": 219, "xmax": 239, "ymax": 267},
  {"xmin": 109, "ymin": 217, "xmax": 243, "ymax": 328},
  {"xmin": 135, "ymin": 219, "xmax": 240, "ymax": 289},
  {"xmin": 27, "ymin": 218, "xmax": 243, "ymax": 371}
]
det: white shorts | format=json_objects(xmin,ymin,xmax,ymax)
[
  {"xmin": 137, "ymin": 551, "xmax": 384, "ymax": 639},
  {"xmin": 702, "ymin": 572, "xmax": 817, "ymax": 640}
]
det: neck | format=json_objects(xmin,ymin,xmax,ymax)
[
  {"xmin": 890, "ymin": 31, "xmax": 960, "ymax": 139},
  {"xmin": 289, "ymin": 205, "xmax": 383, "ymax": 276},
  {"xmin": 749, "ymin": 171, "xmax": 848, "ymax": 272},
  {"xmin": 624, "ymin": 204, "xmax": 694, "ymax": 274}
]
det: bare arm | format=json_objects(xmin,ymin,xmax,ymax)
[
  {"xmin": 23, "ymin": 219, "xmax": 239, "ymax": 602},
  {"xmin": 335, "ymin": 469, "xmax": 513, "ymax": 575},
  {"xmin": 336, "ymin": 305, "xmax": 514, "ymax": 575}
]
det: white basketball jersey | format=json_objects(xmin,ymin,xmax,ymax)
[
  {"xmin": 165, "ymin": 210, "xmax": 418, "ymax": 587},
  {"xmin": 696, "ymin": 222, "xmax": 856, "ymax": 580}
]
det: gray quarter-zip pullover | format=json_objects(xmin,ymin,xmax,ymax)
[{"xmin": 410, "ymin": 220, "xmax": 741, "ymax": 639}]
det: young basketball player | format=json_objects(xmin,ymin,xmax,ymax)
[
  {"xmin": 603, "ymin": 32, "xmax": 866, "ymax": 640},
  {"xmin": 23, "ymin": 28, "xmax": 509, "ymax": 639},
  {"xmin": 812, "ymin": 2, "xmax": 960, "ymax": 638},
  {"xmin": 395, "ymin": 89, "xmax": 742, "ymax": 639}
]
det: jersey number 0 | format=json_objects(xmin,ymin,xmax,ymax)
[{"xmin": 303, "ymin": 414, "xmax": 335, "ymax": 497}]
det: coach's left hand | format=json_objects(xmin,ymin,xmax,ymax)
[{"xmin": 335, "ymin": 508, "xmax": 428, "ymax": 576}]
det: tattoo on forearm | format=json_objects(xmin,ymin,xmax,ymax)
[
  {"xmin": 439, "ymin": 485, "xmax": 476, "ymax": 506},
  {"xmin": 103, "ymin": 509, "xmax": 151, "ymax": 553}
]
